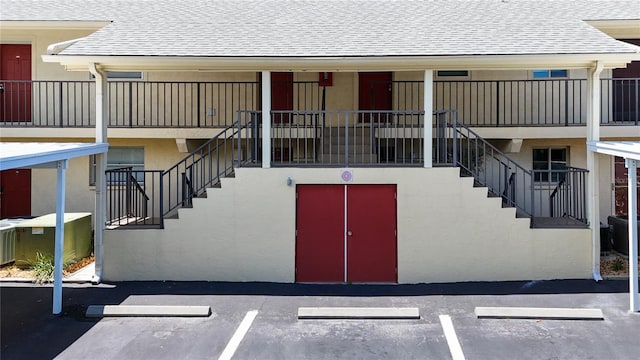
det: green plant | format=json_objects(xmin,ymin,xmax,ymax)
[
  {"xmin": 32, "ymin": 252, "xmax": 54, "ymax": 284},
  {"xmin": 611, "ymin": 258, "xmax": 625, "ymax": 272}
]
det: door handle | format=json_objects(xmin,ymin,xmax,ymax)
[
  {"xmin": 347, "ymin": 231, "xmax": 353, "ymax": 236},
  {"xmin": 0, "ymin": 83, "xmax": 4, "ymax": 93}
]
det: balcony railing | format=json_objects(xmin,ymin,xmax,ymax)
[
  {"xmin": 268, "ymin": 110, "xmax": 427, "ymax": 167},
  {"xmin": 0, "ymin": 80, "xmax": 260, "ymax": 128},
  {"xmin": 0, "ymin": 78, "xmax": 637, "ymax": 128}
]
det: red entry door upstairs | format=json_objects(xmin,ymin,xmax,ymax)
[
  {"xmin": 0, "ymin": 169, "xmax": 31, "ymax": 218},
  {"xmin": 271, "ymin": 72, "xmax": 293, "ymax": 123},
  {"xmin": 359, "ymin": 72, "xmax": 392, "ymax": 123},
  {"xmin": 0, "ymin": 44, "xmax": 32, "ymax": 122}
]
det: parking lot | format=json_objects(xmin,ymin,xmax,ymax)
[{"xmin": 2, "ymin": 280, "xmax": 639, "ymax": 359}]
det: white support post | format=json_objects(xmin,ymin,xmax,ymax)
[
  {"xmin": 53, "ymin": 159, "xmax": 68, "ymax": 315},
  {"xmin": 423, "ymin": 70, "xmax": 433, "ymax": 168},
  {"xmin": 262, "ymin": 71, "xmax": 271, "ymax": 168},
  {"xmin": 90, "ymin": 63, "xmax": 108, "ymax": 283},
  {"xmin": 627, "ymin": 158, "xmax": 639, "ymax": 313},
  {"xmin": 586, "ymin": 61, "xmax": 604, "ymax": 281}
]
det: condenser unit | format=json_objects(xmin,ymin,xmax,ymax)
[
  {"xmin": 0, "ymin": 218, "xmax": 30, "ymax": 265},
  {"xmin": 15, "ymin": 213, "xmax": 92, "ymax": 267}
]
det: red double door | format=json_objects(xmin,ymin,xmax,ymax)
[{"xmin": 296, "ymin": 184, "xmax": 397, "ymax": 283}]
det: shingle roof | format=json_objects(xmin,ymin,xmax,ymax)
[{"xmin": 1, "ymin": 0, "xmax": 639, "ymax": 57}]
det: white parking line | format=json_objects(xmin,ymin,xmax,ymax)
[
  {"xmin": 218, "ymin": 310, "xmax": 258, "ymax": 360},
  {"xmin": 439, "ymin": 314, "xmax": 466, "ymax": 360}
]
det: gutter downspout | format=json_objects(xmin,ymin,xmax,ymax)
[
  {"xmin": 586, "ymin": 60, "xmax": 604, "ymax": 282},
  {"xmin": 89, "ymin": 63, "xmax": 108, "ymax": 284}
]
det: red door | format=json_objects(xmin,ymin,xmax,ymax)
[
  {"xmin": 271, "ymin": 72, "xmax": 293, "ymax": 123},
  {"xmin": 359, "ymin": 72, "xmax": 392, "ymax": 122},
  {"xmin": 0, "ymin": 169, "xmax": 31, "ymax": 218},
  {"xmin": 296, "ymin": 185, "xmax": 345, "ymax": 282},
  {"xmin": 347, "ymin": 185, "xmax": 397, "ymax": 283},
  {"xmin": 612, "ymin": 39, "xmax": 640, "ymax": 122},
  {"xmin": 0, "ymin": 44, "xmax": 32, "ymax": 123},
  {"xmin": 296, "ymin": 184, "xmax": 397, "ymax": 283}
]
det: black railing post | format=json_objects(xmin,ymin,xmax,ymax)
[
  {"xmin": 197, "ymin": 83, "xmax": 202, "ymax": 127},
  {"xmin": 128, "ymin": 82, "xmax": 133, "ymax": 128},
  {"xmin": 181, "ymin": 172, "xmax": 187, "ymax": 207},
  {"xmin": 345, "ymin": 112, "xmax": 349, "ymax": 167},
  {"xmin": 634, "ymin": 79, "xmax": 640, "ymax": 126},
  {"xmin": 125, "ymin": 168, "xmax": 132, "ymax": 216},
  {"xmin": 495, "ymin": 81, "xmax": 500, "ymax": 127},
  {"xmin": 159, "ymin": 172, "xmax": 164, "ymax": 229},
  {"xmin": 452, "ymin": 111, "xmax": 458, "ymax": 166},
  {"xmin": 237, "ymin": 112, "xmax": 242, "ymax": 166},
  {"xmin": 564, "ymin": 80, "xmax": 569, "ymax": 126},
  {"xmin": 58, "ymin": 82, "xmax": 64, "ymax": 128}
]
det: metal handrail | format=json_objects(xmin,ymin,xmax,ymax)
[
  {"xmin": 447, "ymin": 113, "xmax": 535, "ymax": 217},
  {"xmin": 547, "ymin": 167, "xmax": 588, "ymax": 223},
  {"xmin": 161, "ymin": 114, "xmax": 255, "ymax": 217}
]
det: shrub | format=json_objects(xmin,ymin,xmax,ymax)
[
  {"xmin": 611, "ymin": 258, "xmax": 625, "ymax": 272},
  {"xmin": 32, "ymin": 252, "xmax": 54, "ymax": 284}
]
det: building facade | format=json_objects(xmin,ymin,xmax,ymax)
[{"xmin": 1, "ymin": 0, "xmax": 639, "ymax": 283}]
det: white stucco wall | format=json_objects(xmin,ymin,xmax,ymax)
[{"xmin": 104, "ymin": 167, "xmax": 591, "ymax": 283}]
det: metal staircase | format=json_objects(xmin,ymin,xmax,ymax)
[
  {"xmin": 106, "ymin": 112, "xmax": 258, "ymax": 228},
  {"xmin": 435, "ymin": 112, "xmax": 588, "ymax": 228}
]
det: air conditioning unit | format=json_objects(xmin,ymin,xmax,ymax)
[
  {"xmin": 15, "ymin": 213, "xmax": 92, "ymax": 267},
  {"xmin": 0, "ymin": 219, "xmax": 30, "ymax": 265}
]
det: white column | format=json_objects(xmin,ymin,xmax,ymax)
[
  {"xmin": 627, "ymin": 158, "xmax": 638, "ymax": 312},
  {"xmin": 90, "ymin": 63, "xmax": 108, "ymax": 283},
  {"xmin": 53, "ymin": 159, "xmax": 68, "ymax": 315},
  {"xmin": 262, "ymin": 71, "xmax": 271, "ymax": 168},
  {"xmin": 423, "ymin": 70, "xmax": 433, "ymax": 168},
  {"xmin": 586, "ymin": 61, "xmax": 604, "ymax": 281}
]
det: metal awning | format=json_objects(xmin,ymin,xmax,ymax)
[
  {"xmin": 587, "ymin": 141, "xmax": 639, "ymax": 313},
  {"xmin": 0, "ymin": 142, "xmax": 108, "ymax": 314},
  {"xmin": 0, "ymin": 142, "xmax": 108, "ymax": 170}
]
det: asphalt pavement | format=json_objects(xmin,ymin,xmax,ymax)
[{"xmin": 1, "ymin": 279, "xmax": 639, "ymax": 359}]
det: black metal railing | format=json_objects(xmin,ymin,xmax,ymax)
[
  {"xmin": 105, "ymin": 112, "xmax": 258, "ymax": 228},
  {"xmin": 439, "ymin": 111, "xmax": 588, "ymax": 224},
  {"xmin": 393, "ymin": 78, "xmax": 640, "ymax": 126},
  {"xmin": 105, "ymin": 167, "xmax": 160, "ymax": 228},
  {"xmin": 0, "ymin": 80, "xmax": 261, "ymax": 128},
  {"xmin": 162, "ymin": 112, "xmax": 257, "ymax": 217},
  {"xmin": 547, "ymin": 167, "xmax": 588, "ymax": 223},
  {"xmin": 442, "ymin": 113, "xmax": 535, "ymax": 217},
  {"xmin": 267, "ymin": 110, "xmax": 425, "ymax": 166},
  {"xmin": 1, "ymin": 78, "xmax": 637, "ymax": 128}
]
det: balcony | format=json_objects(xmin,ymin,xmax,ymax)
[{"xmin": 0, "ymin": 78, "xmax": 637, "ymax": 134}]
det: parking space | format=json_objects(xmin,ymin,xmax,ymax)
[{"xmin": 2, "ymin": 280, "xmax": 639, "ymax": 359}]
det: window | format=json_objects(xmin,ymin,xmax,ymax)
[
  {"xmin": 90, "ymin": 147, "xmax": 144, "ymax": 185},
  {"xmin": 90, "ymin": 71, "xmax": 143, "ymax": 80},
  {"xmin": 533, "ymin": 148, "xmax": 567, "ymax": 182},
  {"xmin": 532, "ymin": 69, "xmax": 568, "ymax": 79},
  {"xmin": 437, "ymin": 70, "xmax": 469, "ymax": 77},
  {"xmin": 436, "ymin": 70, "xmax": 470, "ymax": 79}
]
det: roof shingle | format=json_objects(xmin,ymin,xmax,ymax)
[{"xmin": 1, "ymin": 0, "xmax": 639, "ymax": 57}]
